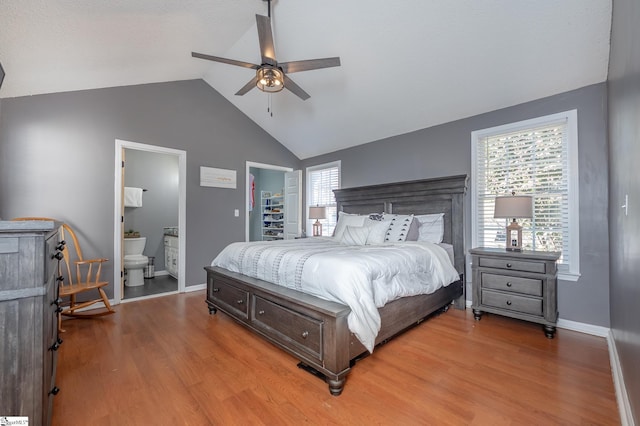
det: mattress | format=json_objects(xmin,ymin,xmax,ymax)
[{"xmin": 211, "ymin": 237, "xmax": 459, "ymax": 352}]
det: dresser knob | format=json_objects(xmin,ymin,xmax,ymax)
[
  {"xmin": 57, "ymin": 337, "xmax": 64, "ymax": 345},
  {"xmin": 506, "ymin": 263, "xmax": 512, "ymax": 268},
  {"xmin": 52, "ymin": 252, "xmax": 64, "ymax": 261},
  {"xmin": 258, "ymin": 310, "xmax": 265, "ymax": 315},
  {"xmin": 212, "ymin": 288, "xmax": 220, "ymax": 292},
  {"xmin": 49, "ymin": 386, "xmax": 60, "ymax": 396},
  {"xmin": 301, "ymin": 331, "xmax": 309, "ymax": 339},
  {"xmin": 50, "ymin": 342, "xmax": 60, "ymax": 351},
  {"xmin": 506, "ymin": 300, "xmax": 512, "ymax": 306},
  {"xmin": 506, "ymin": 282, "xmax": 512, "ymax": 287},
  {"xmin": 55, "ymin": 306, "xmax": 64, "ymax": 313},
  {"xmin": 56, "ymin": 276, "xmax": 64, "ymax": 282},
  {"xmin": 236, "ymin": 299, "xmax": 244, "ymax": 305},
  {"xmin": 56, "ymin": 241, "xmax": 66, "ymax": 251}
]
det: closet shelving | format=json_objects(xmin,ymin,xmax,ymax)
[{"xmin": 261, "ymin": 191, "xmax": 284, "ymax": 240}]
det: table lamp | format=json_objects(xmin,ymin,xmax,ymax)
[
  {"xmin": 494, "ymin": 192, "xmax": 533, "ymax": 251},
  {"xmin": 309, "ymin": 206, "xmax": 327, "ymax": 237}
]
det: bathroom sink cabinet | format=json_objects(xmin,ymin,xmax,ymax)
[
  {"xmin": 164, "ymin": 235, "xmax": 179, "ymax": 278},
  {"xmin": 0, "ymin": 220, "xmax": 62, "ymax": 426}
]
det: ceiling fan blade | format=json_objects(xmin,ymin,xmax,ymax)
[
  {"xmin": 235, "ymin": 76, "xmax": 258, "ymax": 96},
  {"xmin": 280, "ymin": 57, "xmax": 341, "ymax": 74},
  {"xmin": 283, "ymin": 75, "xmax": 310, "ymax": 101},
  {"xmin": 255, "ymin": 14, "xmax": 277, "ymax": 66},
  {"xmin": 192, "ymin": 52, "xmax": 259, "ymax": 70}
]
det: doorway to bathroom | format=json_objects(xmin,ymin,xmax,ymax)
[{"xmin": 114, "ymin": 139, "xmax": 186, "ymax": 304}]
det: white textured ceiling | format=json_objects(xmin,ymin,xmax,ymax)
[{"xmin": 0, "ymin": 0, "xmax": 612, "ymax": 159}]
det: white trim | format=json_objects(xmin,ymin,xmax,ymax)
[
  {"xmin": 185, "ymin": 283, "xmax": 207, "ymax": 292},
  {"xmin": 470, "ymin": 110, "xmax": 580, "ymax": 278},
  {"xmin": 556, "ymin": 318, "xmax": 609, "ymax": 337},
  {"xmin": 245, "ymin": 161, "xmax": 293, "ymax": 242},
  {"xmin": 120, "ymin": 291, "xmax": 179, "ymax": 303},
  {"xmin": 608, "ymin": 331, "xmax": 635, "ymax": 426},
  {"xmin": 114, "ymin": 139, "xmax": 187, "ymax": 304}
]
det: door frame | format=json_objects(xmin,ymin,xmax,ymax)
[
  {"xmin": 113, "ymin": 139, "xmax": 187, "ymax": 304},
  {"xmin": 245, "ymin": 161, "xmax": 293, "ymax": 242}
]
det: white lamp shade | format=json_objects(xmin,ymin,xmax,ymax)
[
  {"xmin": 308, "ymin": 206, "xmax": 327, "ymax": 220},
  {"xmin": 494, "ymin": 195, "xmax": 533, "ymax": 219}
]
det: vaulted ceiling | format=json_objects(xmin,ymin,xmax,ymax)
[{"xmin": 0, "ymin": 1, "xmax": 612, "ymax": 159}]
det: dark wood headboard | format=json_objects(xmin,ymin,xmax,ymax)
[{"xmin": 333, "ymin": 175, "xmax": 468, "ymax": 275}]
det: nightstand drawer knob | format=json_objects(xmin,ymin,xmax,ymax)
[
  {"xmin": 506, "ymin": 282, "xmax": 512, "ymax": 287},
  {"xmin": 506, "ymin": 300, "xmax": 512, "ymax": 306},
  {"xmin": 506, "ymin": 263, "xmax": 512, "ymax": 268}
]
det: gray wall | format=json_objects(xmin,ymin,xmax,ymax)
[
  {"xmin": 302, "ymin": 83, "xmax": 610, "ymax": 327},
  {"xmin": 608, "ymin": 0, "xmax": 640, "ymax": 422},
  {"xmin": 124, "ymin": 148, "xmax": 180, "ymax": 271},
  {"xmin": 0, "ymin": 79, "xmax": 300, "ymax": 293}
]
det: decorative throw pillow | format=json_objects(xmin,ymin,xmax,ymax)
[
  {"xmin": 365, "ymin": 219, "xmax": 392, "ymax": 245},
  {"xmin": 333, "ymin": 212, "xmax": 368, "ymax": 240},
  {"xmin": 382, "ymin": 213, "xmax": 418, "ymax": 242},
  {"xmin": 415, "ymin": 213, "xmax": 445, "ymax": 243},
  {"xmin": 340, "ymin": 225, "xmax": 370, "ymax": 246}
]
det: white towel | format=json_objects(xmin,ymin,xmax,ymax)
[{"xmin": 124, "ymin": 187, "xmax": 143, "ymax": 207}]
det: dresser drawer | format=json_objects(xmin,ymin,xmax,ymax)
[
  {"xmin": 252, "ymin": 296, "xmax": 323, "ymax": 361},
  {"xmin": 478, "ymin": 257, "xmax": 546, "ymax": 274},
  {"xmin": 481, "ymin": 273, "xmax": 543, "ymax": 297},
  {"xmin": 481, "ymin": 290, "xmax": 542, "ymax": 316},
  {"xmin": 208, "ymin": 278, "xmax": 249, "ymax": 319}
]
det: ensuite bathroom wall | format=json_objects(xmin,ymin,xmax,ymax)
[{"xmin": 124, "ymin": 148, "xmax": 179, "ymax": 273}]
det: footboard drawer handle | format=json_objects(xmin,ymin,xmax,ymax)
[
  {"xmin": 212, "ymin": 288, "xmax": 220, "ymax": 292},
  {"xmin": 301, "ymin": 331, "xmax": 309, "ymax": 339},
  {"xmin": 506, "ymin": 263, "xmax": 512, "ymax": 268},
  {"xmin": 506, "ymin": 300, "xmax": 512, "ymax": 306},
  {"xmin": 236, "ymin": 299, "xmax": 244, "ymax": 305},
  {"xmin": 258, "ymin": 310, "xmax": 265, "ymax": 315},
  {"xmin": 506, "ymin": 282, "xmax": 512, "ymax": 287}
]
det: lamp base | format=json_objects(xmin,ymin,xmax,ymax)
[
  {"xmin": 506, "ymin": 219, "xmax": 523, "ymax": 251},
  {"xmin": 312, "ymin": 220, "xmax": 322, "ymax": 237}
]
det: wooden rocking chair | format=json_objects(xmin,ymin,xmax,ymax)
[{"xmin": 12, "ymin": 217, "xmax": 115, "ymax": 330}]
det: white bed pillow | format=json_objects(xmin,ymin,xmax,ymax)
[
  {"xmin": 365, "ymin": 219, "xmax": 392, "ymax": 245},
  {"xmin": 415, "ymin": 213, "xmax": 445, "ymax": 243},
  {"xmin": 333, "ymin": 212, "xmax": 368, "ymax": 240},
  {"xmin": 381, "ymin": 213, "xmax": 419, "ymax": 242},
  {"xmin": 340, "ymin": 225, "xmax": 371, "ymax": 245}
]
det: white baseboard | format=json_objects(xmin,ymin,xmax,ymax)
[
  {"xmin": 556, "ymin": 318, "xmax": 610, "ymax": 337},
  {"xmin": 608, "ymin": 331, "xmax": 635, "ymax": 426},
  {"xmin": 185, "ymin": 283, "xmax": 206, "ymax": 292}
]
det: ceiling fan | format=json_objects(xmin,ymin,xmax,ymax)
[{"xmin": 191, "ymin": 2, "xmax": 340, "ymax": 101}]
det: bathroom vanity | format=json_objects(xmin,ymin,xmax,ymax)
[{"xmin": 163, "ymin": 227, "xmax": 179, "ymax": 278}]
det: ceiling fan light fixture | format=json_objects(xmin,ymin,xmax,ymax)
[{"xmin": 256, "ymin": 66, "xmax": 284, "ymax": 93}]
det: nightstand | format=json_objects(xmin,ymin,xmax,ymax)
[{"xmin": 470, "ymin": 247, "xmax": 560, "ymax": 338}]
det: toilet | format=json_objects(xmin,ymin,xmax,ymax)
[{"xmin": 123, "ymin": 237, "xmax": 148, "ymax": 287}]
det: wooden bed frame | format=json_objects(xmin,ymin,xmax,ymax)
[{"xmin": 204, "ymin": 174, "xmax": 468, "ymax": 395}]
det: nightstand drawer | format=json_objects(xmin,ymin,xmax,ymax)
[
  {"xmin": 478, "ymin": 257, "xmax": 546, "ymax": 274},
  {"xmin": 481, "ymin": 290, "xmax": 543, "ymax": 316},
  {"xmin": 481, "ymin": 273, "xmax": 543, "ymax": 297}
]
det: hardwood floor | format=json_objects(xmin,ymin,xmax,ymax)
[{"xmin": 52, "ymin": 291, "xmax": 620, "ymax": 425}]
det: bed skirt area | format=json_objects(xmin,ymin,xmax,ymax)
[{"xmin": 205, "ymin": 265, "xmax": 463, "ymax": 396}]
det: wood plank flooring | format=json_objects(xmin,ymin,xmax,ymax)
[{"xmin": 52, "ymin": 291, "xmax": 620, "ymax": 425}]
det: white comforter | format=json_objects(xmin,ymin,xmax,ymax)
[{"xmin": 211, "ymin": 237, "xmax": 459, "ymax": 352}]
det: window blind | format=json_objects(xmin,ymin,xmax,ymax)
[
  {"xmin": 307, "ymin": 164, "xmax": 340, "ymax": 236},
  {"xmin": 474, "ymin": 118, "xmax": 573, "ymax": 272}
]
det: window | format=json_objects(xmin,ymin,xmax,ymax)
[
  {"xmin": 471, "ymin": 110, "xmax": 579, "ymax": 280},
  {"xmin": 306, "ymin": 161, "xmax": 341, "ymax": 236}
]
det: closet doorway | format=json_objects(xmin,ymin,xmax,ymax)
[
  {"xmin": 246, "ymin": 162, "xmax": 301, "ymax": 242},
  {"xmin": 113, "ymin": 139, "xmax": 186, "ymax": 304}
]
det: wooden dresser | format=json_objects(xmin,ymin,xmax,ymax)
[
  {"xmin": 0, "ymin": 221, "xmax": 63, "ymax": 425},
  {"xmin": 470, "ymin": 247, "xmax": 560, "ymax": 338}
]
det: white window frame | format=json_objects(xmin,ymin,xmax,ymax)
[
  {"xmin": 471, "ymin": 110, "xmax": 580, "ymax": 281},
  {"xmin": 306, "ymin": 160, "xmax": 341, "ymax": 236}
]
